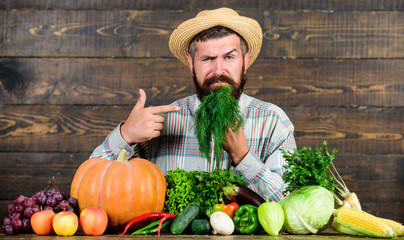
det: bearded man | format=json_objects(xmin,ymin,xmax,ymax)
[{"xmin": 91, "ymin": 8, "xmax": 296, "ymax": 202}]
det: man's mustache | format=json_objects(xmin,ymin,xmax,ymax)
[{"xmin": 202, "ymin": 75, "xmax": 236, "ymax": 88}]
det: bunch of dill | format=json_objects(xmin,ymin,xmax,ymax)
[{"xmin": 194, "ymin": 85, "xmax": 244, "ymax": 168}]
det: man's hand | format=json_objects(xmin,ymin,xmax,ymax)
[
  {"xmin": 223, "ymin": 127, "xmax": 250, "ymax": 165},
  {"xmin": 120, "ymin": 89, "xmax": 180, "ymax": 145}
]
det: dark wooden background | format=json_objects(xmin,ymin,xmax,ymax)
[{"xmin": 0, "ymin": 1, "xmax": 403, "ymax": 223}]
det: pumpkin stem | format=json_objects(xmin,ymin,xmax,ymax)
[{"xmin": 117, "ymin": 149, "xmax": 128, "ymax": 163}]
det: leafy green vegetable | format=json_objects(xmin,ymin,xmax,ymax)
[
  {"xmin": 195, "ymin": 84, "xmax": 244, "ymax": 168},
  {"xmin": 281, "ymin": 140, "xmax": 353, "ymax": 208},
  {"xmin": 280, "ymin": 185, "xmax": 334, "ymax": 234},
  {"xmin": 165, "ymin": 169, "xmax": 246, "ymax": 217},
  {"xmin": 281, "ymin": 140, "xmax": 337, "ymax": 194}
]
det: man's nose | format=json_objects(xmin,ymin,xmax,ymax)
[{"xmin": 213, "ymin": 59, "xmax": 225, "ymax": 75}]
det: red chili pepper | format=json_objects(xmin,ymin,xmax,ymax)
[
  {"xmin": 119, "ymin": 212, "xmax": 175, "ymax": 235},
  {"xmin": 157, "ymin": 213, "xmax": 176, "ymax": 237}
]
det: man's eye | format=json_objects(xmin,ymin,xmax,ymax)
[{"xmin": 225, "ymin": 56, "xmax": 234, "ymax": 60}]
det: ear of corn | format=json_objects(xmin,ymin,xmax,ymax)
[
  {"xmin": 334, "ymin": 207, "xmax": 396, "ymax": 238},
  {"xmin": 331, "ymin": 218, "xmax": 365, "ymax": 236},
  {"xmin": 379, "ymin": 217, "xmax": 404, "ymax": 236}
]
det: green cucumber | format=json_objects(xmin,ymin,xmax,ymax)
[
  {"xmin": 170, "ymin": 204, "xmax": 200, "ymax": 235},
  {"xmin": 191, "ymin": 219, "xmax": 211, "ymax": 234}
]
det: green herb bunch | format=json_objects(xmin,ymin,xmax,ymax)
[
  {"xmin": 282, "ymin": 141, "xmax": 355, "ymax": 207},
  {"xmin": 281, "ymin": 140, "xmax": 338, "ymax": 195},
  {"xmin": 195, "ymin": 84, "xmax": 244, "ymax": 168},
  {"xmin": 165, "ymin": 169, "xmax": 246, "ymax": 217}
]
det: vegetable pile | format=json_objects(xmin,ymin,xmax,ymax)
[
  {"xmin": 89, "ymin": 143, "xmax": 404, "ymax": 237},
  {"xmin": 8, "ymin": 143, "xmax": 404, "ymax": 238},
  {"xmin": 281, "ymin": 140, "xmax": 361, "ymax": 209},
  {"xmin": 164, "ymin": 168, "xmax": 246, "ymax": 216},
  {"xmin": 280, "ymin": 141, "xmax": 403, "ymax": 238}
]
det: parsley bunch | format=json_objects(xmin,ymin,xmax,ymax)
[
  {"xmin": 164, "ymin": 169, "xmax": 246, "ymax": 217},
  {"xmin": 282, "ymin": 141, "xmax": 359, "ymax": 208},
  {"xmin": 281, "ymin": 140, "xmax": 338, "ymax": 195}
]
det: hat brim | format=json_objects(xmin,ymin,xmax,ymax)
[{"xmin": 169, "ymin": 15, "xmax": 262, "ymax": 69}]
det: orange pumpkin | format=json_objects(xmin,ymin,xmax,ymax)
[{"xmin": 70, "ymin": 149, "xmax": 166, "ymax": 232}]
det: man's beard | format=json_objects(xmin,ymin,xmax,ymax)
[
  {"xmin": 194, "ymin": 83, "xmax": 244, "ymax": 168},
  {"xmin": 193, "ymin": 66, "xmax": 247, "ymax": 101}
]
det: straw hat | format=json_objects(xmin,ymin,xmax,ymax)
[{"xmin": 169, "ymin": 8, "xmax": 262, "ymax": 69}]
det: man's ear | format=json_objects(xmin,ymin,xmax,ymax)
[
  {"xmin": 187, "ymin": 53, "xmax": 194, "ymax": 74},
  {"xmin": 243, "ymin": 52, "xmax": 250, "ymax": 74}
]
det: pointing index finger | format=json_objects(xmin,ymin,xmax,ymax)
[{"xmin": 148, "ymin": 105, "xmax": 181, "ymax": 114}]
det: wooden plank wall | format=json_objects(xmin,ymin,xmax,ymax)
[{"xmin": 0, "ymin": 1, "xmax": 403, "ymax": 223}]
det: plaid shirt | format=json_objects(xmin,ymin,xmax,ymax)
[{"xmin": 91, "ymin": 93, "xmax": 296, "ymax": 202}]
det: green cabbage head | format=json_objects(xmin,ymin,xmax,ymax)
[{"xmin": 280, "ymin": 185, "xmax": 334, "ymax": 234}]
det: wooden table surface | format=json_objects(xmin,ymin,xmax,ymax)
[
  {"xmin": 0, "ymin": 234, "xmax": 403, "ymax": 240},
  {"xmin": 1, "ymin": 228, "xmax": 403, "ymax": 240},
  {"xmin": 0, "ymin": 234, "xmax": 385, "ymax": 240}
]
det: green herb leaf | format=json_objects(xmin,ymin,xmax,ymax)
[
  {"xmin": 281, "ymin": 141, "xmax": 337, "ymax": 195},
  {"xmin": 164, "ymin": 169, "xmax": 246, "ymax": 216}
]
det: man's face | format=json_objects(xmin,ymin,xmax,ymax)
[{"xmin": 187, "ymin": 34, "xmax": 250, "ymax": 100}]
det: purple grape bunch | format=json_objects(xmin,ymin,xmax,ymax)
[{"xmin": 2, "ymin": 177, "xmax": 79, "ymax": 235}]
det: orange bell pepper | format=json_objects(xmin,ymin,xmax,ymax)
[{"xmin": 213, "ymin": 202, "xmax": 239, "ymax": 218}]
